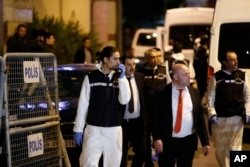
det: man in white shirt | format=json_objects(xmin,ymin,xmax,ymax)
[
  {"xmin": 120, "ymin": 55, "xmax": 154, "ymax": 167},
  {"xmin": 152, "ymin": 63, "xmax": 210, "ymax": 167}
]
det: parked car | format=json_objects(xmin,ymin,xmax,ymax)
[{"xmin": 57, "ymin": 63, "xmax": 97, "ymax": 166}]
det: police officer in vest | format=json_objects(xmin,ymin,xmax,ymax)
[
  {"xmin": 73, "ymin": 46, "xmax": 131, "ymax": 167},
  {"xmin": 137, "ymin": 48, "xmax": 171, "ymax": 166},
  {"xmin": 207, "ymin": 50, "xmax": 250, "ymax": 167}
]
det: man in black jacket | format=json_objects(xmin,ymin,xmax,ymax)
[
  {"xmin": 137, "ymin": 48, "xmax": 173, "ymax": 167},
  {"xmin": 152, "ymin": 63, "xmax": 210, "ymax": 167},
  {"xmin": 74, "ymin": 37, "xmax": 93, "ymax": 64},
  {"xmin": 193, "ymin": 37, "xmax": 209, "ymax": 98},
  {"xmin": 120, "ymin": 55, "xmax": 152, "ymax": 167},
  {"xmin": 6, "ymin": 24, "xmax": 31, "ymax": 52}
]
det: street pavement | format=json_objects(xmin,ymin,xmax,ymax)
[{"xmin": 127, "ymin": 134, "xmax": 250, "ymax": 167}]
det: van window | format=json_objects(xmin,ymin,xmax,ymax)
[
  {"xmin": 218, "ymin": 23, "xmax": 250, "ymax": 68},
  {"xmin": 169, "ymin": 25, "xmax": 210, "ymax": 49},
  {"xmin": 137, "ymin": 33, "xmax": 156, "ymax": 46}
]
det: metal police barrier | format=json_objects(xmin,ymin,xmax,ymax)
[
  {"xmin": 3, "ymin": 53, "xmax": 62, "ymax": 167},
  {"xmin": 0, "ymin": 56, "xmax": 5, "ymax": 164}
]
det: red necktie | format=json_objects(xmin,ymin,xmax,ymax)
[{"xmin": 174, "ymin": 89, "xmax": 183, "ymax": 133}]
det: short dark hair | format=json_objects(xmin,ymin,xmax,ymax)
[
  {"xmin": 82, "ymin": 37, "xmax": 90, "ymax": 42},
  {"xmin": 17, "ymin": 24, "xmax": 27, "ymax": 31},
  {"xmin": 173, "ymin": 42, "xmax": 182, "ymax": 53},
  {"xmin": 219, "ymin": 50, "xmax": 236, "ymax": 62},
  {"xmin": 219, "ymin": 50, "xmax": 237, "ymax": 68},
  {"xmin": 120, "ymin": 55, "xmax": 135, "ymax": 64}
]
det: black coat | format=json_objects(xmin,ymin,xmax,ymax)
[
  {"xmin": 74, "ymin": 47, "xmax": 93, "ymax": 63},
  {"xmin": 134, "ymin": 71, "xmax": 150, "ymax": 130},
  {"xmin": 6, "ymin": 33, "xmax": 31, "ymax": 52},
  {"xmin": 152, "ymin": 83, "xmax": 209, "ymax": 150}
]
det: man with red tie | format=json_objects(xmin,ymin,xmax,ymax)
[{"xmin": 151, "ymin": 63, "xmax": 210, "ymax": 167}]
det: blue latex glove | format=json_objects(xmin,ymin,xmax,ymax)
[
  {"xmin": 210, "ymin": 115, "xmax": 218, "ymax": 125},
  {"xmin": 73, "ymin": 132, "xmax": 83, "ymax": 147},
  {"xmin": 117, "ymin": 64, "xmax": 125, "ymax": 78},
  {"xmin": 246, "ymin": 116, "xmax": 250, "ymax": 124}
]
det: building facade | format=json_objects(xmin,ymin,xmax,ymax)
[{"xmin": 3, "ymin": 0, "xmax": 120, "ymax": 53}]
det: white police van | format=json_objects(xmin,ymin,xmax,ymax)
[
  {"xmin": 163, "ymin": 7, "xmax": 214, "ymax": 64},
  {"xmin": 208, "ymin": 0, "xmax": 250, "ymax": 76}
]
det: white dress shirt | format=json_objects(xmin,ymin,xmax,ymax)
[
  {"xmin": 172, "ymin": 85, "xmax": 194, "ymax": 138},
  {"xmin": 123, "ymin": 75, "xmax": 141, "ymax": 119}
]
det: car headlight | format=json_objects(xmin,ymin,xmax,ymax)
[
  {"xmin": 58, "ymin": 101, "xmax": 70, "ymax": 111},
  {"xmin": 19, "ymin": 103, "xmax": 36, "ymax": 111}
]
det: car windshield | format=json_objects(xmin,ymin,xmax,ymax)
[
  {"xmin": 218, "ymin": 23, "xmax": 250, "ymax": 68},
  {"xmin": 169, "ymin": 25, "xmax": 211, "ymax": 49},
  {"xmin": 58, "ymin": 71, "xmax": 86, "ymax": 97},
  {"xmin": 137, "ymin": 32, "xmax": 157, "ymax": 46}
]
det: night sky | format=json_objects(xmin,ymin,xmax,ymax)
[
  {"xmin": 122, "ymin": 0, "xmax": 186, "ymax": 27},
  {"xmin": 122, "ymin": 0, "xmax": 216, "ymax": 28}
]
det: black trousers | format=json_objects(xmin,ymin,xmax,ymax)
[
  {"xmin": 158, "ymin": 133, "xmax": 196, "ymax": 167},
  {"xmin": 120, "ymin": 117, "xmax": 154, "ymax": 167}
]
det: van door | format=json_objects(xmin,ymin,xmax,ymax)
[
  {"xmin": 164, "ymin": 7, "xmax": 214, "ymax": 63},
  {"xmin": 209, "ymin": 0, "xmax": 250, "ymax": 75}
]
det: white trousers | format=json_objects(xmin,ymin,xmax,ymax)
[
  {"xmin": 212, "ymin": 116, "xmax": 243, "ymax": 167},
  {"xmin": 79, "ymin": 125, "xmax": 122, "ymax": 167}
]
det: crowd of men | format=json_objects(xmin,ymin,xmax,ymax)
[
  {"xmin": 72, "ymin": 39, "xmax": 250, "ymax": 167},
  {"xmin": 7, "ymin": 23, "xmax": 250, "ymax": 167},
  {"xmin": 6, "ymin": 24, "xmax": 55, "ymax": 53}
]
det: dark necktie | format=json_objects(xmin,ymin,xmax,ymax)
[
  {"xmin": 174, "ymin": 89, "xmax": 183, "ymax": 133},
  {"xmin": 127, "ymin": 77, "xmax": 134, "ymax": 113}
]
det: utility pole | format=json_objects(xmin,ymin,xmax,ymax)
[
  {"xmin": 0, "ymin": 0, "xmax": 3, "ymax": 56},
  {"xmin": 117, "ymin": 0, "xmax": 123, "ymax": 54}
]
